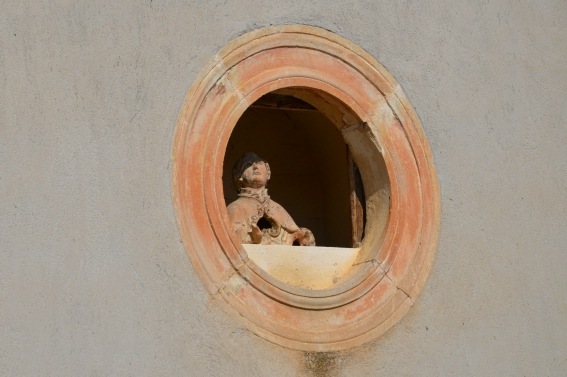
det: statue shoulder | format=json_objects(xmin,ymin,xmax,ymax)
[{"xmin": 228, "ymin": 197, "xmax": 254, "ymax": 213}]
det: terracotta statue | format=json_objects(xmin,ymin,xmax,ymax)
[{"xmin": 227, "ymin": 152, "xmax": 316, "ymax": 246}]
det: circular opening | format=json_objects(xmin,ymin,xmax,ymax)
[{"xmin": 221, "ymin": 88, "xmax": 390, "ymax": 292}]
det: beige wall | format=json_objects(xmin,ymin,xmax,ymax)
[{"xmin": 1, "ymin": 1, "xmax": 566, "ymax": 375}]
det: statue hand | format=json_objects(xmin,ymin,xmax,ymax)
[
  {"xmin": 249, "ymin": 224, "xmax": 263, "ymax": 244},
  {"xmin": 294, "ymin": 228, "xmax": 316, "ymax": 246}
]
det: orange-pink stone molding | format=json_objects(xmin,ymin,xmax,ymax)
[{"xmin": 172, "ymin": 25, "xmax": 440, "ymax": 351}]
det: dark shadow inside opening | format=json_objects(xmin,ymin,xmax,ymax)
[
  {"xmin": 223, "ymin": 93, "xmax": 365, "ymax": 247},
  {"xmin": 256, "ymin": 217, "xmax": 272, "ymax": 231}
]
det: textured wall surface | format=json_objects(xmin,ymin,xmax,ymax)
[{"xmin": 1, "ymin": 1, "xmax": 565, "ymax": 376}]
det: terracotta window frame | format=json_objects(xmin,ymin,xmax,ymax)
[{"xmin": 172, "ymin": 25, "xmax": 440, "ymax": 351}]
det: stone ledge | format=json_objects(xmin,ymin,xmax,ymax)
[{"xmin": 244, "ymin": 244, "xmax": 360, "ymax": 290}]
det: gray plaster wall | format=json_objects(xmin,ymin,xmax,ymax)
[{"xmin": 1, "ymin": 1, "xmax": 565, "ymax": 376}]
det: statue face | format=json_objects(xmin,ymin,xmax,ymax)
[{"xmin": 240, "ymin": 160, "xmax": 269, "ymax": 189}]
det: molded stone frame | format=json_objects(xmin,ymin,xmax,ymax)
[{"xmin": 172, "ymin": 25, "xmax": 440, "ymax": 351}]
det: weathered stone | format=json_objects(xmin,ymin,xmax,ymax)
[
  {"xmin": 227, "ymin": 152, "xmax": 316, "ymax": 246},
  {"xmin": 244, "ymin": 244, "xmax": 359, "ymax": 290}
]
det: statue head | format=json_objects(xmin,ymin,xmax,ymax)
[{"xmin": 232, "ymin": 152, "xmax": 271, "ymax": 192}]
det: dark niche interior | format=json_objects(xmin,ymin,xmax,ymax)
[{"xmin": 223, "ymin": 93, "xmax": 365, "ymax": 248}]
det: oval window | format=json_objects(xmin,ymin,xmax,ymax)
[{"xmin": 172, "ymin": 25, "xmax": 440, "ymax": 351}]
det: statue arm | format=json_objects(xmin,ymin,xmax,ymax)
[{"xmin": 227, "ymin": 203, "xmax": 252, "ymax": 243}]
